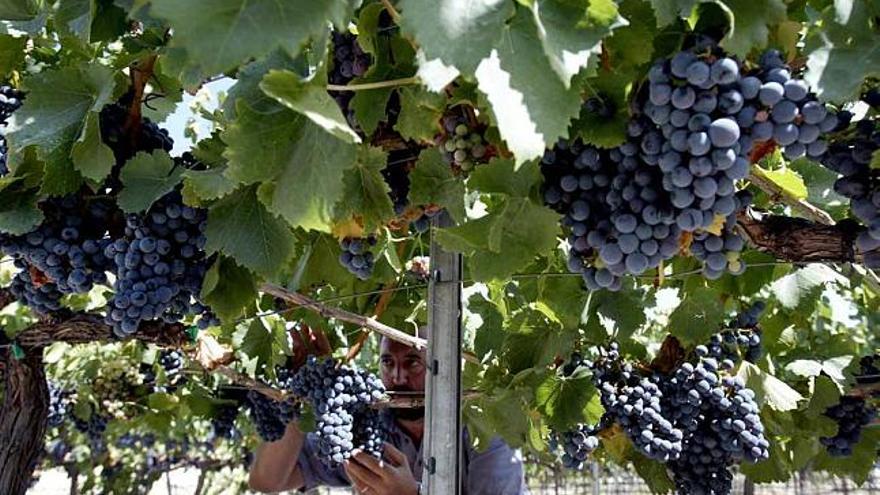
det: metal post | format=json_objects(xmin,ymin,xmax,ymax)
[{"xmin": 422, "ymin": 211, "xmax": 463, "ymax": 495}]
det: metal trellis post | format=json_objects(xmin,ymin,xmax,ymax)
[{"xmin": 422, "ymin": 211, "xmax": 463, "ymax": 495}]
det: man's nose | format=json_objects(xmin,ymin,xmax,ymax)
[{"xmin": 393, "ymin": 366, "xmax": 407, "ymax": 384}]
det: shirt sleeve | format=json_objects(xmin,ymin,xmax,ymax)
[
  {"xmin": 464, "ymin": 435, "xmax": 530, "ymax": 495},
  {"xmin": 296, "ymin": 432, "xmax": 351, "ymax": 491}
]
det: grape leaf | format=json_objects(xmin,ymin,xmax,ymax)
[
  {"xmin": 756, "ymin": 165, "xmax": 808, "ymax": 201},
  {"xmin": 6, "ymin": 63, "xmax": 116, "ymax": 196},
  {"xmin": 770, "ymin": 264, "xmax": 840, "ymax": 310},
  {"xmin": 586, "ymin": 289, "xmax": 647, "ymax": 341},
  {"xmin": 408, "ymin": 148, "xmax": 467, "ymax": 222},
  {"xmin": 259, "ymin": 69, "xmax": 361, "ymax": 144},
  {"xmin": 535, "ymin": 371, "xmax": 599, "ymax": 430},
  {"xmin": 333, "ymin": 146, "xmax": 395, "ymax": 232},
  {"xmin": 435, "ymin": 197, "xmax": 560, "ymax": 282},
  {"xmin": 223, "ymin": 102, "xmax": 357, "ymax": 232},
  {"xmin": 785, "ymin": 359, "xmax": 823, "ymax": 378},
  {"xmin": 55, "ymin": 0, "xmax": 93, "ymax": 41},
  {"xmin": 70, "ymin": 111, "xmax": 114, "ymax": 183},
  {"xmin": 529, "ymin": 0, "xmax": 628, "ymax": 86},
  {"xmin": 738, "ymin": 362, "xmax": 804, "ymax": 412},
  {"xmin": 398, "ymin": 0, "xmax": 513, "ymax": 75},
  {"xmin": 476, "ymin": 10, "xmax": 582, "ymax": 166},
  {"xmin": 740, "ymin": 440, "xmax": 791, "ymax": 483},
  {"xmin": 469, "ymin": 158, "xmax": 542, "ymax": 198},
  {"xmin": 814, "ymin": 428, "xmax": 880, "ymax": 484},
  {"xmin": 0, "ymin": 0, "xmax": 41, "ymax": 20},
  {"xmin": 535, "ymin": 271, "xmax": 591, "ymax": 330},
  {"xmin": 631, "ymin": 454, "xmax": 674, "ymax": 494},
  {"xmin": 0, "ymin": 34, "xmax": 26, "ymax": 78},
  {"xmin": 200, "ymin": 256, "xmax": 257, "ymax": 321},
  {"xmin": 0, "ymin": 189, "xmax": 42, "ymax": 235},
  {"xmin": 469, "ymin": 293, "xmax": 506, "ymax": 360},
  {"xmin": 240, "ymin": 319, "xmax": 276, "ymax": 372},
  {"xmin": 223, "ymin": 49, "xmax": 306, "ymax": 119},
  {"xmin": 395, "ymin": 86, "xmax": 445, "ymax": 143},
  {"xmin": 820, "ymin": 355, "xmax": 853, "ymax": 387},
  {"xmin": 504, "ymin": 311, "xmax": 577, "ymax": 372},
  {"xmin": 117, "ymin": 151, "xmax": 183, "ymax": 213},
  {"xmin": 150, "ymin": 0, "xmax": 355, "ymax": 80},
  {"xmin": 605, "ymin": 0, "xmax": 658, "ymax": 70},
  {"xmin": 570, "ymin": 71, "xmax": 631, "ymax": 148},
  {"xmin": 181, "ymin": 168, "xmax": 237, "ymax": 206},
  {"xmin": 204, "ymin": 186, "xmax": 297, "ymax": 278},
  {"xmin": 719, "ymin": 0, "xmax": 786, "ymax": 57},
  {"xmin": 649, "ymin": 0, "xmax": 698, "ymax": 26},
  {"xmin": 667, "ymin": 287, "xmax": 725, "ymax": 345},
  {"xmin": 804, "ymin": 0, "xmax": 880, "ymax": 102}
]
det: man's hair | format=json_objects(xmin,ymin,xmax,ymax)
[{"xmin": 380, "ymin": 325, "xmax": 429, "ymax": 345}]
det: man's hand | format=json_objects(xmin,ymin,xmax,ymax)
[{"xmin": 344, "ymin": 444, "xmax": 419, "ymax": 495}]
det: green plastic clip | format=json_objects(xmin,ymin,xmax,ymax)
[
  {"xmin": 11, "ymin": 343, "xmax": 24, "ymax": 360},
  {"xmin": 186, "ymin": 326, "xmax": 200, "ymax": 343}
]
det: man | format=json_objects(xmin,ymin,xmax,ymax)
[{"xmin": 248, "ymin": 327, "xmax": 529, "ymax": 494}]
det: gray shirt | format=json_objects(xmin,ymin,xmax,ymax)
[{"xmin": 297, "ymin": 411, "xmax": 529, "ymax": 494}]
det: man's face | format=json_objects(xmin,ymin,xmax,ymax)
[{"xmin": 379, "ymin": 337, "xmax": 427, "ymax": 393}]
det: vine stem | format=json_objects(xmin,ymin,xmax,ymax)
[
  {"xmin": 381, "ymin": 0, "xmax": 402, "ymax": 23},
  {"xmin": 327, "ymin": 76, "xmax": 419, "ymax": 92}
]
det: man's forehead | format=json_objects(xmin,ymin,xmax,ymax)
[{"xmin": 380, "ymin": 337, "xmax": 426, "ymax": 357}]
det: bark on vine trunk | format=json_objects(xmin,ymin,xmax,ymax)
[{"xmin": 0, "ymin": 348, "xmax": 48, "ymax": 495}]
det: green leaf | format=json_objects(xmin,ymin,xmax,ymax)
[
  {"xmin": 535, "ymin": 371, "xmax": 599, "ymax": 430},
  {"xmin": 181, "ymin": 167, "xmax": 237, "ymax": 205},
  {"xmin": 649, "ymin": 0, "xmax": 697, "ymax": 26},
  {"xmin": 408, "ymin": 148, "xmax": 466, "ymax": 222},
  {"xmin": 821, "ymin": 355, "xmax": 853, "ymax": 386},
  {"xmin": 205, "ymin": 186, "xmax": 297, "ymax": 278},
  {"xmin": 475, "ymin": 9, "xmax": 582, "ymax": 165},
  {"xmin": 468, "ymin": 158, "xmax": 541, "ymax": 198},
  {"xmin": 530, "ymin": 0, "xmax": 627, "ymax": 86},
  {"xmin": 804, "ymin": 0, "xmax": 880, "ymax": 102},
  {"xmin": 631, "ymin": 454, "xmax": 675, "ymax": 494},
  {"xmin": 435, "ymin": 197, "xmax": 560, "ymax": 282},
  {"xmin": 0, "ymin": 189, "xmax": 42, "ymax": 234},
  {"xmin": 741, "ymin": 439, "xmax": 791, "ymax": 483},
  {"xmin": 667, "ymin": 287, "xmax": 725, "ymax": 345},
  {"xmin": 756, "ymin": 166, "xmax": 808, "ymax": 201},
  {"xmin": 719, "ymin": 0, "xmax": 786, "ymax": 56},
  {"xmin": 738, "ymin": 362, "xmax": 804, "ymax": 412},
  {"xmin": 224, "ymin": 49, "xmax": 306, "ymax": 119},
  {"xmin": 333, "ymin": 146, "xmax": 396, "ymax": 232},
  {"xmin": 0, "ymin": 34, "xmax": 26, "ymax": 77},
  {"xmin": 240, "ymin": 319, "xmax": 274, "ymax": 371},
  {"xmin": 7, "ymin": 63, "xmax": 116, "ymax": 195},
  {"xmin": 0, "ymin": 0, "xmax": 41, "ymax": 20},
  {"xmin": 587, "ymin": 289, "xmax": 647, "ymax": 341},
  {"xmin": 570, "ymin": 71, "xmax": 631, "ymax": 148},
  {"xmin": 814, "ymin": 428, "xmax": 880, "ymax": 484},
  {"xmin": 770, "ymin": 264, "xmax": 837, "ymax": 311},
  {"xmin": 785, "ymin": 359, "xmax": 823, "ymax": 378},
  {"xmin": 147, "ymin": 392, "xmax": 179, "ymax": 411},
  {"xmin": 398, "ymin": 0, "xmax": 513, "ymax": 75},
  {"xmin": 223, "ymin": 102, "xmax": 357, "ymax": 232},
  {"xmin": 260, "ymin": 69, "xmax": 361, "ymax": 144},
  {"xmin": 535, "ymin": 272, "xmax": 590, "ymax": 330},
  {"xmin": 605, "ymin": 0, "xmax": 658, "ymax": 70},
  {"xmin": 395, "ymin": 86, "xmax": 445, "ymax": 143},
  {"xmin": 200, "ymin": 256, "xmax": 257, "ymax": 321},
  {"xmin": 503, "ymin": 313, "xmax": 575, "ymax": 372},
  {"xmin": 118, "ymin": 151, "xmax": 183, "ymax": 213},
  {"xmin": 55, "ymin": 0, "xmax": 93, "ymax": 41},
  {"xmin": 151, "ymin": 0, "xmax": 354, "ymax": 79},
  {"xmin": 70, "ymin": 111, "xmax": 114, "ymax": 183},
  {"xmin": 469, "ymin": 292, "xmax": 506, "ymax": 359}
]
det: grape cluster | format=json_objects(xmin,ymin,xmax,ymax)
[
  {"xmin": 857, "ymin": 354, "xmax": 879, "ymax": 386},
  {"xmin": 592, "ymin": 344, "xmax": 685, "ymax": 462},
  {"xmin": 588, "ymin": 339, "xmax": 769, "ymax": 494},
  {"xmin": 820, "ymin": 396, "xmax": 877, "ymax": 457},
  {"xmin": 289, "ymin": 357, "xmax": 387, "ymax": 466},
  {"xmin": 158, "ymin": 349, "xmax": 186, "ymax": 391},
  {"xmin": 382, "ymin": 150, "xmax": 415, "ymax": 216},
  {"xmin": 704, "ymin": 301, "xmax": 765, "ymax": 365},
  {"xmin": 663, "ymin": 347, "xmax": 769, "ymax": 494},
  {"xmin": 47, "ymin": 382, "xmax": 71, "ymax": 428},
  {"xmin": 2, "ymin": 196, "xmax": 116, "ymax": 315},
  {"xmin": 439, "ymin": 111, "xmax": 489, "ymax": 174},
  {"xmin": 245, "ymin": 390, "xmax": 299, "ymax": 442},
  {"xmin": 813, "ymin": 113, "xmax": 880, "ymax": 267},
  {"xmin": 542, "ymin": 139, "xmax": 683, "ymax": 290},
  {"xmin": 70, "ymin": 411, "xmax": 109, "ymax": 452},
  {"xmin": 0, "ymin": 85, "xmax": 24, "ymax": 176},
  {"xmin": 103, "ymin": 190, "xmax": 218, "ymax": 336},
  {"xmin": 98, "ymin": 100, "xmax": 174, "ymax": 177},
  {"xmin": 329, "ymin": 31, "xmax": 372, "ymax": 129},
  {"xmin": 212, "ymin": 403, "xmax": 240, "ymax": 440},
  {"xmin": 339, "ymin": 236, "xmax": 377, "ymax": 280},
  {"xmin": 550, "ymin": 422, "xmax": 602, "ymax": 470},
  {"xmin": 688, "ymin": 190, "xmax": 753, "ymax": 279}
]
